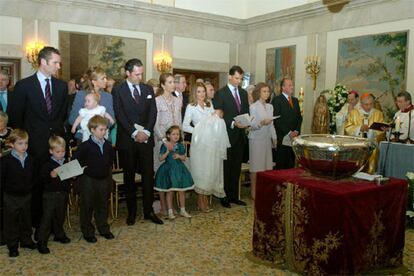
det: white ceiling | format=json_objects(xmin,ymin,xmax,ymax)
[{"xmin": 136, "ymin": 0, "xmax": 320, "ymax": 19}]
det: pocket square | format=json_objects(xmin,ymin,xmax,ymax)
[{"xmin": 146, "ymin": 95, "xmax": 152, "ymax": 99}]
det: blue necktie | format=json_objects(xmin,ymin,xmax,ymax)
[{"xmin": 0, "ymin": 91, "xmax": 6, "ymax": 112}]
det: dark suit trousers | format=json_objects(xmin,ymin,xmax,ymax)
[
  {"xmin": 32, "ymin": 153, "xmax": 50, "ymax": 229},
  {"xmin": 223, "ymin": 140, "xmax": 245, "ymax": 201},
  {"xmin": 120, "ymin": 142, "xmax": 154, "ymax": 218},
  {"xmin": 275, "ymin": 145, "xmax": 296, "ymax": 169},
  {"xmin": 3, "ymin": 193, "xmax": 32, "ymax": 250},
  {"xmin": 79, "ymin": 175, "xmax": 111, "ymax": 237},
  {"xmin": 37, "ymin": 192, "xmax": 68, "ymax": 245}
]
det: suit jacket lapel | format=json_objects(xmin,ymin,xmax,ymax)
[
  {"xmin": 122, "ymin": 82, "xmax": 136, "ymax": 108},
  {"xmin": 51, "ymin": 77, "xmax": 60, "ymax": 117},
  {"xmin": 225, "ymin": 86, "xmax": 239, "ymax": 115},
  {"xmin": 32, "ymin": 74, "xmax": 49, "ymax": 118}
]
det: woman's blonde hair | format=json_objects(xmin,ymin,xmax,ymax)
[
  {"xmin": 190, "ymin": 82, "xmax": 211, "ymax": 107},
  {"xmin": 81, "ymin": 66, "xmax": 106, "ymax": 93}
]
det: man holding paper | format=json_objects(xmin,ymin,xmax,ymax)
[
  {"xmin": 271, "ymin": 78, "xmax": 302, "ymax": 169},
  {"xmin": 213, "ymin": 65, "xmax": 249, "ymax": 207}
]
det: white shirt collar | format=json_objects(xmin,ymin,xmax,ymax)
[
  {"xmin": 36, "ymin": 70, "xmax": 50, "ymax": 82},
  {"xmin": 227, "ymin": 83, "xmax": 237, "ymax": 93},
  {"xmin": 282, "ymin": 92, "xmax": 290, "ymax": 100},
  {"xmin": 126, "ymin": 80, "xmax": 140, "ymax": 94}
]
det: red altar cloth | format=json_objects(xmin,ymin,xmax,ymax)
[{"xmin": 252, "ymin": 168, "xmax": 407, "ymax": 275}]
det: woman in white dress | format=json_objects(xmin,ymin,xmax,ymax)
[
  {"xmin": 154, "ymin": 73, "xmax": 182, "ymax": 215},
  {"xmin": 183, "ymin": 83, "xmax": 230, "ymax": 211},
  {"xmin": 248, "ymin": 82, "xmax": 277, "ymax": 200}
]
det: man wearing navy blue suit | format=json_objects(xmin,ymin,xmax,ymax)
[
  {"xmin": 10, "ymin": 46, "xmax": 68, "ymax": 230},
  {"xmin": 213, "ymin": 65, "xmax": 249, "ymax": 207},
  {"xmin": 112, "ymin": 58, "xmax": 163, "ymax": 226},
  {"xmin": 271, "ymin": 78, "xmax": 302, "ymax": 169}
]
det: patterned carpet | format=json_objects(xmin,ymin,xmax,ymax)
[{"xmin": 0, "ymin": 190, "xmax": 413, "ymax": 275}]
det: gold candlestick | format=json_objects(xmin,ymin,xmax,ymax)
[
  {"xmin": 299, "ymin": 87, "xmax": 304, "ymax": 115},
  {"xmin": 305, "ymin": 56, "xmax": 320, "ymax": 91}
]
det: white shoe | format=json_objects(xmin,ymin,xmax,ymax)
[
  {"xmin": 180, "ymin": 210, "xmax": 192, "ymax": 218},
  {"xmin": 168, "ymin": 209, "xmax": 176, "ymax": 220}
]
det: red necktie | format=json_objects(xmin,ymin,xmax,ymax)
[
  {"xmin": 45, "ymin": 79, "xmax": 52, "ymax": 114},
  {"xmin": 288, "ymin": 96, "xmax": 293, "ymax": 108}
]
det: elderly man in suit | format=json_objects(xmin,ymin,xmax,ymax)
[
  {"xmin": 0, "ymin": 70, "xmax": 11, "ymax": 114},
  {"xmin": 213, "ymin": 65, "xmax": 249, "ymax": 207},
  {"xmin": 271, "ymin": 78, "xmax": 302, "ymax": 169},
  {"xmin": 112, "ymin": 58, "xmax": 163, "ymax": 226},
  {"xmin": 10, "ymin": 46, "xmax": 68, "ymax": 231}
]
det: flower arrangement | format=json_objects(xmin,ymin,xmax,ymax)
[{"xmin": 327, "ymin": 84, "xmax": 348, "ymax": 134}]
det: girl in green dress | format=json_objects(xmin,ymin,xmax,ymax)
[{"xmin": 155, "ymin": 125, "xmax": 194, "ymax": 219}]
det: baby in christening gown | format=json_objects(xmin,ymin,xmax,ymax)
[{"xmin": 71, "ymin": 92, "xmax": 115, "ymax": 141}]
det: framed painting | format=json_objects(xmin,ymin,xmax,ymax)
[
  {"xmin": 59, "ymin": 31, "xmax": 147, "ymax": 82},
  {"xmin": 0, "ymin": 58, "xmax": 21, "ymax": 87},
  {"xmin": 337, "ymin": 31, "xmax": 408, "ymax": 119},
  {"xmin": 265, "ymin": 45, "xmax": 296, "ymax": 95}
]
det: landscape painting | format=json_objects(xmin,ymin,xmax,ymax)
[
  {"xmin": 59, "ymin": 31, "xmax": 147, "ymax": 82},
  {"xmin": 266, "ymin": 45, "xmax": 296, "ymax": 95},
  {"xmin": 337, "ymin": 31, "xmax": 408, "ymax": 120}
]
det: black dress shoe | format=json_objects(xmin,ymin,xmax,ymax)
[
  {"xmin": 21, "ymin": 242, "xmax": 37, "ymax": 250},
  {"xmin": 84, "ymin": 236, "xmax": 97, "ymax": 243},
  {"xmin": 100, "ymin": 232, "xmax": 115, "ymax": 240},
  {"xmin": 9, "ymin": 249, "xmax": 19, "ymax": 257},
  {"xmin": 229, "ymin": 199, "xmax": 247, "ymax": 206},
  {"xmin": 54, "ymin": 236, "xmax": 71, "ymax": 244},
  {"xmin": 220, "ymin": 197, "xmax": 231, "ymax": 208},
  {"xmin": 37, "ymin": 244, "xmax": 50, "ymax": 254},
  {"xmin": 144, "ymin": 212, "xmax": 164, "ymax": 225},
  {"xmin": 126, "ymin": 217, "xmax": 136, "ymax": 226}
]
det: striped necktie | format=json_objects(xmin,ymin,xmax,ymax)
[{"xmin": 45, "ymin": 79, "xmax": 52, "ymax": 114}]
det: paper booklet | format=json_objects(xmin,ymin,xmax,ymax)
[
  {"xmin": 352, "ymin": 172, "xmax": 382, "ymax": 181},
  {"xmin": 55, "ymin": 159, "xmax": 86, "ymax": 181},
  {"xmin": 234, "ymin": 113, "xmax": 253, "ymax": 126},
  {"xmin": 369, "ymin": 122, "xmax": 390, "ymax": 131}
]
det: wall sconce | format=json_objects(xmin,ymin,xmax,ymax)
[
  {"xmin": 154, "ymin": 52, "xmax": 172, "ymax": 74},
  {"xmin": 305, "ymin": 55, "xmax": 320, "ymax": 91},
  {"xmin": 25, "ymin": 20, "xmax": 44, "ymax": 70},
  {"xmin": 26, "ymin": 41, "xmax": 44, "ymax": 69}
]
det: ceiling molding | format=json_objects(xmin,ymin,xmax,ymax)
[
  {"xmin": 244, "ymin": 0, "xmax": 393, "ymax": 29},
  {"xmin": 34, "ymin": 0, "xmax": 245, "ymax": 30},
  {"xmin": 33, "ymin": 0, "xmax": 396, "ymax": 32}
]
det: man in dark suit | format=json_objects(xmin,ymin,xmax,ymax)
[
  {"xmin": 9, "ymin": 46, "xmax": 68, "ymax": 229},
  {"xmin": 0, "ymin": 70, "xmax": 11, "ymax": 114},
  {"xmin": 213, "ymin": 65, "xmax": 249, "ymax": 207},
  {"xmin": 112, "ymin": 58, "xmax": 163, "ymax": 225},
  {"xmin": 271, "ymin": 78, "xmax": 302, "ymax": 169},
  {"xmin": 173, "ymin": 74, "xmax": 189, "ymax": 119}
]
